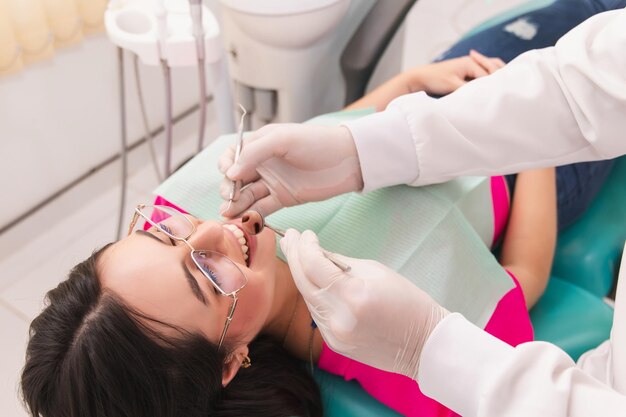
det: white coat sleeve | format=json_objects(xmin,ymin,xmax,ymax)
[
  {"xmin": 343, "ymin": 9, "xmax": 626, "ymax": 191},
  {"xmin": 417, "ymin": 313, "xmax": 626, "ymax": 417}
]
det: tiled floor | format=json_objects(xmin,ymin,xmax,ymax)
[{"xmin": 0, "ymin": 125, "xmax": 212, "ymax": 416}]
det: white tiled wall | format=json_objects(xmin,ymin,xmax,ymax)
[
  {"xmin": 0, "ymin": 35, "xmax": 213, "ymax": 231},
  {"xmin": 0, "ymin": 306, "xmax": 29, "ymax": 417}
]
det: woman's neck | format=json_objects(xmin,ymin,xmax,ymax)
[{"xmin": 262, "ymin": 258, "xmax": 322, "ymax": 363}]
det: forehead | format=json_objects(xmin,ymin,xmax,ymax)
[
  {"xmin": 97, "ymin": 235, "xmax": 222, "ymax": 339},
  {"xmin": 100, "ymin": 235, "xmax": 203, "ymax": 303},
  {"xmin": 98, "ymin": 236, "xmax": 180, "ymax": 300}
]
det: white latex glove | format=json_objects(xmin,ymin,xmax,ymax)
[
  {"xmin": 280, "ymin": 229, "xmax": 449, "ymax": 381},
  {"xmin": 218, "ymin": 124, "xmax": 363, "ymax": 218}
]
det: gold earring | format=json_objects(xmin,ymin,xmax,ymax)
[{"xmin": 241, "ymin": 356, "xmax": 251, "ymax": 369}]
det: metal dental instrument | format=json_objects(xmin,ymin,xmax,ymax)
[
  {"xmin": 267, "ymin": 224, "xmax": 352, "ymax": 272},
  {"xmin": 227, "ymin": 104, "xmax": 247, "ymax": 211},
  {"xmin": 241, "ymin": 210, "xmax": 351, "ymax": 272}
]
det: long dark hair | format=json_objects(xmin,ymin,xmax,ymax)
[{"xmin": 21, "ymin": 245, "xmax": 322, "ymax": 417}]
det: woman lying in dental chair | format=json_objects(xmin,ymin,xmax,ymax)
[
  {"xmin": 20, "ymin": 2, "xmax": 620, "ymax": 416},
  {"xmin": 19, "ymin": 168, "xmax": 537, "ymax": 417},
  {"xmin": 18, "ymin": 103, "xmax": 608, "ymax": 417}
]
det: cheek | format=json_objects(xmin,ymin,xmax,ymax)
[
  {"xmin": 230, "ymin": 270, "xmax": 275, "ymax": 337},
  {"xmin": 228, "ymin": 230, "xmax": 277, "ymax": 339}
]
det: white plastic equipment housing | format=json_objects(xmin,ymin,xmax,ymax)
[
  {"xmin": 219, "ymin": 0, "xmax": 368, "ymax": 125},
  {"xmin": 105, "ymin": 0, "xmax": 223, "ymax": 67},
  {"xmin": 219, "ymin": 0, "xmax": 351, "ymax": 48}
]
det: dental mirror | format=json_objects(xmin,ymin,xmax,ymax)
[{"xmin": 240, "ymin": 210, "xmax": 351, "ymax": 272}]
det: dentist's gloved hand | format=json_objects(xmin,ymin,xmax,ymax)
[
  {"xmin": 280, "ymin": 229, "xmax": 449, "ymax": 381},
  {"xmin": 218, "ymin": 124, "xmax": 363, "ymax": 218}
]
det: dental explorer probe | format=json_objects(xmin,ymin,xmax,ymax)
[
  {"xmin": 241, "ymin": 210, "xmax": 351, "ymax": 272},
  {"xmin": 227, "ymin": 104, "xmax": 247, "ymax": 211}
]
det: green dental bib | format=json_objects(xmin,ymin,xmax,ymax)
[{"xmin": 155, "ymin": 109, "xmax": 513, "ymax": 327}]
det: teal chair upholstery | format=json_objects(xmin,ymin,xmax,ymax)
[
  {"xmin": 314, "ymin": 370, "xmax": 402, "ymax": 417},
  {"xmin": 551, "ymin": 156, "xmax": 626, "ymax": 297},
  {"xmin": 530, "ymin": 277, "xmax": 614, "ymax": 361}
]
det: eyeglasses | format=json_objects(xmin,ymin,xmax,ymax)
[{"xmin": 128, "ymin": 204, "xmax": 248, "ymax": 349}]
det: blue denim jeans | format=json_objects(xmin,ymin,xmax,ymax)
[{"xmin": 436, "ymin": 0, "xmax": 624, "ymax": 230}]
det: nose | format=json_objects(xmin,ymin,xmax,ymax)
[
  {"xmin": 241, "ymin": 210, "xmax": 265, "ymax": 235},
  {"xmin": 186, "ymin": 221, "xmax": 228, "ymax": 253}
]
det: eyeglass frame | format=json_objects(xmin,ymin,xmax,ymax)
[{"xmin": 127, "ymin": 204, "xmax": 248, "ymax": 349}]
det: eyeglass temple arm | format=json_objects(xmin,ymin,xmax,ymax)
[
  {"xmin": 218, "ymin": 296, "xmax": 238, "ymax": 349},
  {"xmin": 127, "ymin": 211, "xmax": 140, "ymax": 236}
]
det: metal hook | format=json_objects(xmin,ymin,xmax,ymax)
[
  {"xmin": 227, "ymin": 104, "xmax": 248, "ymax": 210},
  {"xmin": 240, "ymin": 209, "xmax": 351, "ymax": 272}
]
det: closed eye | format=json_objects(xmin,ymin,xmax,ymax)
[
  {"xmin": 197, "ymin": 264, "xmax": 223, "ymax": 295},
  {"xmin": 158, "ymin": 224, "xmax": 173, "ymax": 234},
  {"xmin": 154, "ymin": 225, "xmax": 177, "ymax": 246}
]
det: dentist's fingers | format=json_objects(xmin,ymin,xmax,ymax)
[
  {"xmin": 219, "ymin": 124, "xmax": 279, "ymax": 175},
  {"xmin": 218, "ymin": 176, "xmax": 246, "ymax": 201},
  {"xmin": 290, "ymin": 230, "xmax": 346, "ymax": 290},
  {"xmin": 219, "ymin": 182, "xmax": 271, "ymax": 218},
  {"xmin": 218, "ymin": 124, "xmax": 282, "ymax": 181},
  {"xmin": 219, "ymin": 189, "xmax": 280, "ymax": 219},
  {"xmin": 226, "ymin": 125, "xmax": 295, "ymax": 182},
  {"xmin": 280, "ymin": 229, "xmax": 319, "ymax": 298},
  {"xmin": 244, "ymin": 122, "xmax": 282, "ymax": 141},
  {"xmin": 218, "ymin": 144, "xmax": 236, "ymax": 174},
  {"xmin": 219, "ymin": 177, "xmax": 233, "ymax": 200},
  {"xmin": 244, "ymin": 194, "xmax": 283, "ymax": 219}
]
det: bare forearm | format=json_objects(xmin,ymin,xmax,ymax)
[
  {"xmin": 500, "ymin": 168, "xmax": 557, "ymax": 308},
  {"xmin": 345, "ymin": 73, "xmax": 412, "ymax": 112}
]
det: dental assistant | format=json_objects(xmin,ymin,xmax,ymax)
[{"xmin": 219, "ymin": 9, "xmax": 626, "ymax": 417}]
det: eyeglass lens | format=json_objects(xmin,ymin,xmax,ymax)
[
  {"xmin": 191, "ymin": 251, "xmax": 246, "ymax": 294},
  {"xmin": 139, "ymin": 205, "xmax": 194, "ymax": 239}
]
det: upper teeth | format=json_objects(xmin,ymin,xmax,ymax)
[{"xmin": 223, "ymin": 224, "xmax": 249, "ymax": 262}]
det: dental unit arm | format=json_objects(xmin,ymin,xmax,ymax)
[
  {"xmin": 105, "ymin": 0, "xmax": 235, "ymax": 175},
  {"xmin": 189, "ymin": 0, "xmax": 208, "ymax": 152}
]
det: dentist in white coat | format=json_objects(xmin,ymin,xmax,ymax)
[{"xmin": 218, "ymin": 9, "xmax": 626, "ymax": 417}]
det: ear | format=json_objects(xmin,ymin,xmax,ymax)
[{"xmin": 222, "ymin": 345, "xmax": 250, "ymax": 387}]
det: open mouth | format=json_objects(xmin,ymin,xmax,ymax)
[{"xmin": 223, "ymin": 223, "xmax": 251, "ymax": 266}]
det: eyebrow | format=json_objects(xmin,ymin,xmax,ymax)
[
  {"xmin": 182, "ymin": 262, "xmax": 208, "ymax": 305},
  {"xmin": 135, "ymin": 230, "xmax": 208, "ymax": 305}
]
